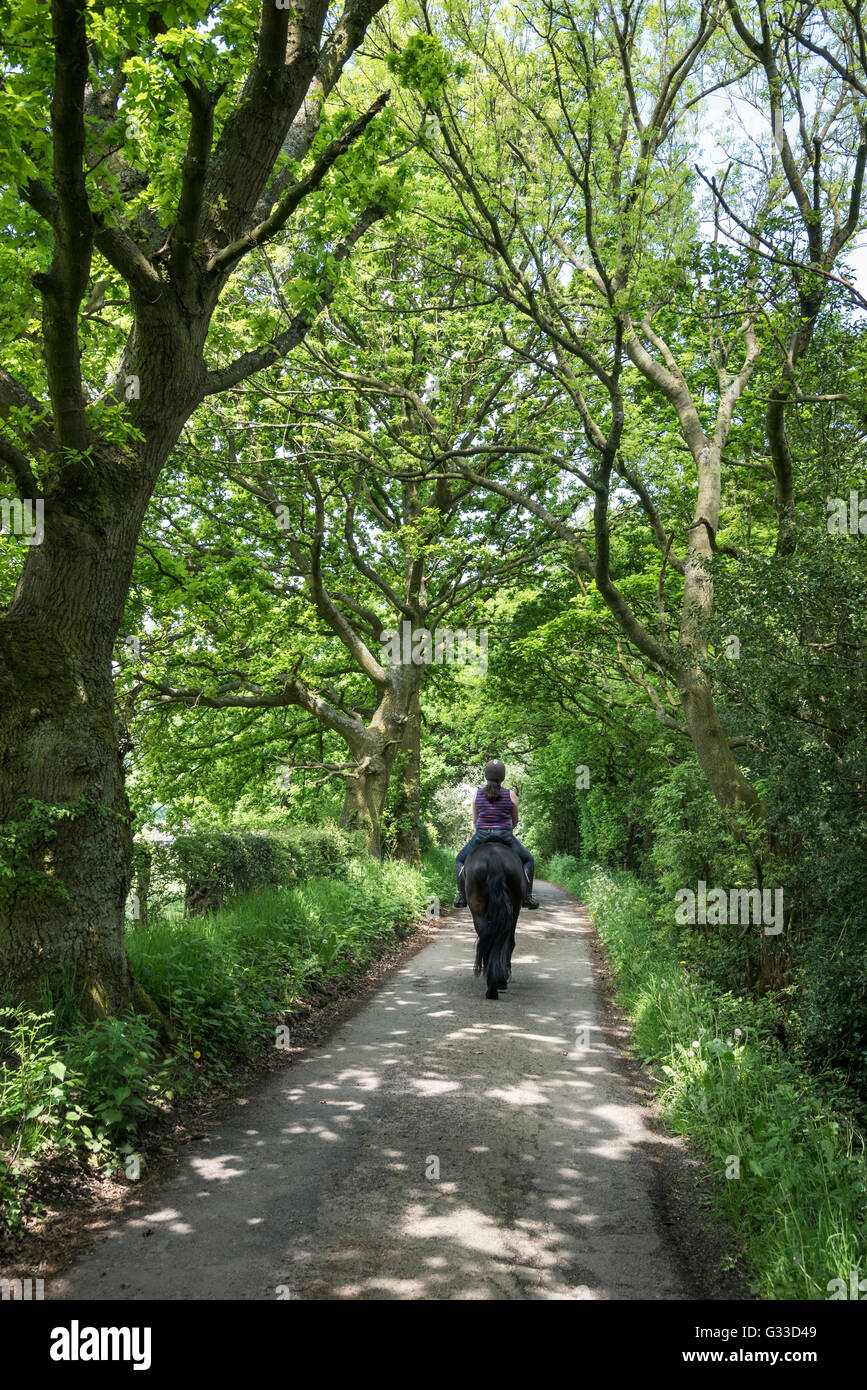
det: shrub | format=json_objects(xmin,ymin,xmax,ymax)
[
  {"xmin": 139, "ymin": 821, "xmax": 364, "ymax": 918},
  {"xmin": 647, "ymin": 764, "xmax": 742, "ymax": 900},
  {"xmin": 64, "ymin": 1014, "xmax": 159, "ymax": 1150},
  {"xmin": 0, "ymin": 1006, "xmax": 160, "ymax": 1224}
]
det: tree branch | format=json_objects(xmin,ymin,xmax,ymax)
[
  {"xmin": 202, "ymin": 201, "xmax": 386, "ymax": 394},
  {"xmin": 206, "ymin": 91, "xmax": 389, "ymax": 278},
  {"xmin": 171, "ymin": 79, "xmax": 222, "ymax": 285},
  {"xmin": 33, "ymin": 0, "xmax": 93, "ymax": 452},
  {"xmin": 145, "ymin": 673, "xmax": 365, "ymax": 744}
]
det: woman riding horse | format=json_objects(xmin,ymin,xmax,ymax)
[{"xmin": 453, "ymin": 760, "xmax": 539, "ymax": 909}]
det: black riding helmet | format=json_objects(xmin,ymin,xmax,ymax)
[{"xmin": 484, "ymin": 759, "xmax": 506, "ymax": 783}]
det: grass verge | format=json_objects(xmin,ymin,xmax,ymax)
[{"xmin": 546, "ymin": 854, "xmax": 867, "ymax": 1301}]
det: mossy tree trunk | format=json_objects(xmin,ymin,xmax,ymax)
[
  {"xmin": 0, "ymin": 423, "xmax": 186, "ymax": 1016},
  {"xmin": 338, "ymin": 666, "xmax": 422, "ymax": 859}
]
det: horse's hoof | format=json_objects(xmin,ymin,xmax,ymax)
[{"xmin": 486, "ymin": 989, "xmax": 498, "ymax": 1000}]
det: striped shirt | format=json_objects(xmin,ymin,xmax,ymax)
[{"xmin": 475, "ymin": 785, "xmax": 513, "ymax": 831}]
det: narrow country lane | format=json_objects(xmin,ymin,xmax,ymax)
[{"xmin": 53, "ymin": 882, "xmax": 690, "ymax": 1301}]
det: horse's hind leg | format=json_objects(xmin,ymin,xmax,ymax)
[
  {"xmin": 499, "ymin": 942, "xmax": 510, "ymax": 989},
  {"xmin": 473, "ymin": 916, "xmax": 488, "ymax": 977},
  {"xmin": 473, "ymin": 937, "xmax": 484, "ymax": 976},
  {"xmin": 487, "ymin": 946, "xmax": 508, "ymax": 998},
  {"xmin": 505, "ymin": 913, "xmax": 517, "ymax": 982},
  {"xmin": 478, "ymin": 928, "xmax": 499, "ymax": 998}
]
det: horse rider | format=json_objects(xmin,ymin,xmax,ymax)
[{"xmin": 453, "ymin": 759, "xmax": 540, "ymax": 910}]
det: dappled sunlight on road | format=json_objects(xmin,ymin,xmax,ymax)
[{"xmin": 54, "ymin": 882, "xmax": 687, "ymax": 1302}]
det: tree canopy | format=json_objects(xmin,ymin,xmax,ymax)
[{"xmin": 0, "ymin": 0, "xmax": 865, "ymax": 1063}]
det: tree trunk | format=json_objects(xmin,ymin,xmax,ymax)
[
  {"xmin": 339, "ymin": 753, "xmax": 394, "ymax": 858},
  {"xmin": 678, "ymin": 675, "xmax": 763, "ymax": 819},
  {"xmin": 392, "ymin": 687, "xmax": 422, "ymax": 864},
  {"xmin": 0, "ymin": 379, "xmax": 193, "ymax": 1019},
  {"xmin": 337, "ymin": 668, "xmax": 421, "ymax": 858},
  {"xmin": 0, "ymin": 514, "xmax": 152, "ymax": 1018}
]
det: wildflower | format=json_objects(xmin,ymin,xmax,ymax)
[
  {"xmin": 193, "ymin": 1050, "xmax": 201, "ymax": 1060},
  {"xmin": 734, "ymin": 1028, "xmax": 743, "ymax": 1040}
]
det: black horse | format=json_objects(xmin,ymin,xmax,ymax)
[{"xmin": 464, "ymin": 837, "xmax": 524, "ymax": 1000}]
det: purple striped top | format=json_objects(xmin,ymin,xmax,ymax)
[{"xmin": 475, "ymin": 785, "xmax": 513, "ymax": 831}]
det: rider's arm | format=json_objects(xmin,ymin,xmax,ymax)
[
  {"xmin": 472, "ymin": 796, "xmax": 478, "ymax": 826},
  {"xmin": 510, "ymin": 789, "xmax": 518, "ymax": 826}
]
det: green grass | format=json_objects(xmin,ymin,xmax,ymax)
[
  {"xmin": 546, "ymin": 854, "xmax": 867, "ymax": 1301},
  {"xmin": 127, "ymin": 854, "xmax": 447, "ymax": 1060}
]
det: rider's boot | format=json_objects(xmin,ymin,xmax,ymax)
[
  {"xmin": 523, "ymin": 864, "xmax": 540, "ymax": 909},
  {"xmin": 453, "ymin": 864, "xmax": 467, "ymax": 908}
]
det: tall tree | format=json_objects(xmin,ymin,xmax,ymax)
[
  {"xmin": 0, "ymin": 0, "xmax": 392, "ymax": 1014},
  {"xmin": 126, "ymin": 211, "xmax": 554, "ymax": 857},
  {"xmin": 389, "ymin": 0, "xmax": 867, "ymax": 850}
]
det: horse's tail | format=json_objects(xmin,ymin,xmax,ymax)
[{"xmin": 483, "ymin": 855, "xmax": 514, "ymax": 1000}]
